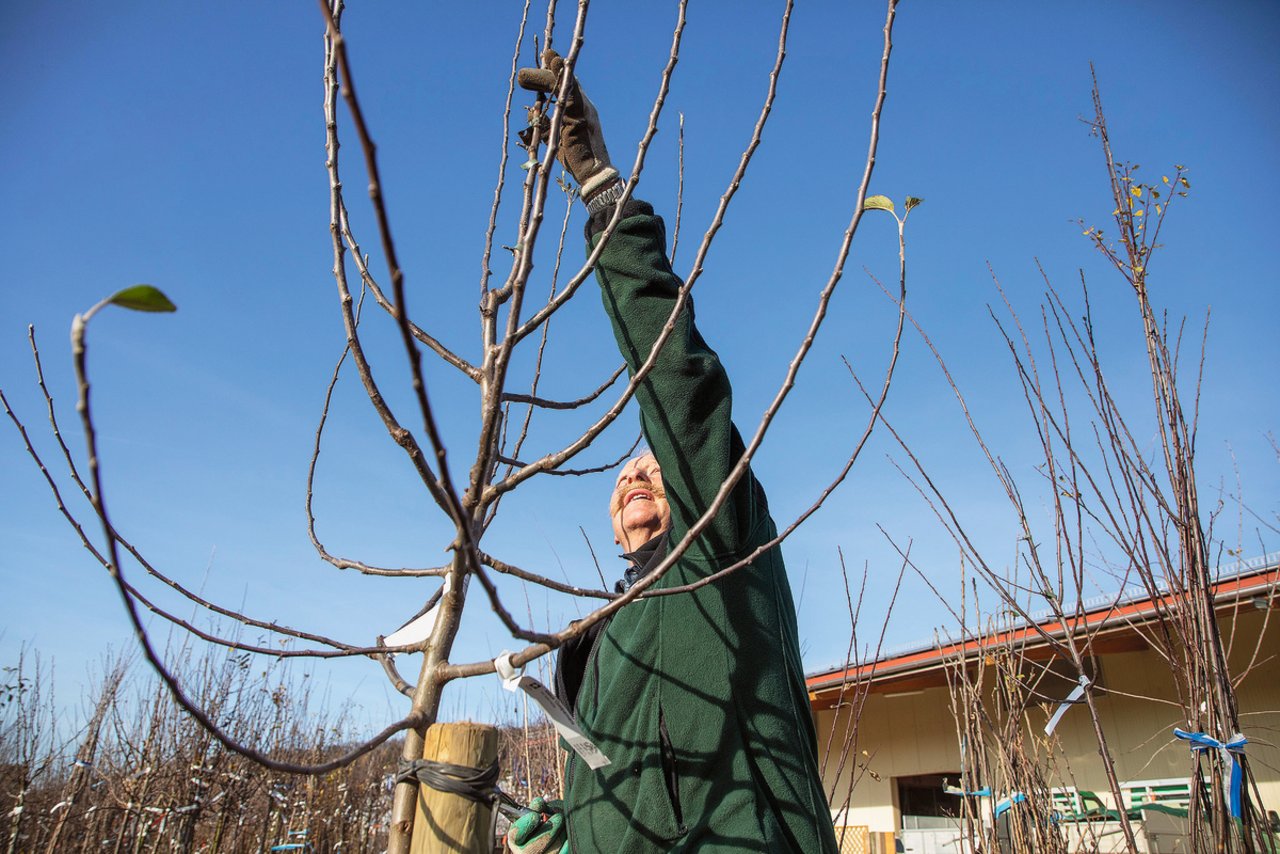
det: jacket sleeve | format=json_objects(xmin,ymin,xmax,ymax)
[{"xmin": 588, "ymin": 201, "xmax": 767, "ymax": 567}]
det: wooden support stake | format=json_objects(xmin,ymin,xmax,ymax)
[{"xmin": 410, "ymin": 722, "xmax": 499, "ymax": 854}]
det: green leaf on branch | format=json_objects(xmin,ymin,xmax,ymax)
[
  {"xmin": 108, "ymin": 285, "xmax": 177, "ymax": 313},
  {"xmin": 904, "ymin": 196, "xmax": 924, "ymax": 212},
  {"xmin": 863, "ymin": 194, "xmax": 894, "ymax": 212}
]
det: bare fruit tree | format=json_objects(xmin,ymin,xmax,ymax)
[
  {"xmin": 865, "ymin": 78, "xmax": 1276, "ymax": 853},
  {"xmin": 3, "ymin": 0, "xmax": 910, "ymax": 849}
]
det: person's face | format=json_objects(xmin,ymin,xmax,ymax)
[{"xmin": 609, "ymin": 453, "xmax": 671, "ymax": 549}]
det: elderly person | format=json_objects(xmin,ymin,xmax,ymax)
[{"xmin": 507, "ymin": 52, "xmax": 838, "ymax": 854}]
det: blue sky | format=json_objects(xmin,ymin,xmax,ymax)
[{"xmin": 2, "ymin": 2, "xmax": 1276, "ymax": 729}]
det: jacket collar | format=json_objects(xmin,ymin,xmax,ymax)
[{"xmin": 615, "ymin": 530, "xmax": 669, "ymax": 593}]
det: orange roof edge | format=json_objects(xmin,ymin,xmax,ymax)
[{"xmin": 806, "ymin": 561, "xmax": 1279, "ymax": 694}]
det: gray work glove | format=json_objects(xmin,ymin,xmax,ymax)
[{"xmin": 517, "ymin": 49, "xmax": 621, "ymax": 207}]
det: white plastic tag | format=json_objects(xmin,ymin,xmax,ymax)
[
  {"xmin": 1044, "ymin": 674, "xmax": 1089, "ymax": 735},
  {"xmin": 385, "ymin": 575, "xmax": 469, "ymax": 649},
  {"xmin": 495, "ymin": 652, "xmax": 610, "ymax": 769}
]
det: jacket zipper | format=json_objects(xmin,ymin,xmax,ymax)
[
  {"xmin": 658, "ymin": 707, "xmax": 685, "ymax": 831},
  {"xmin": 580, "ymin": 614, "xmax": 611, "ymax": 724}
]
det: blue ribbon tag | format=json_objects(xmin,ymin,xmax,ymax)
[
  {"xmin": 994, "ymin": 792, "xmax": 1026, "ymax": 817},
  {"xmin": 1173, "ymin": 728, "xmax": 1248, "ymax": 818},
  {"xmin": 940, "ymin": 785, "xmax": 1022, "ymax": 817}
]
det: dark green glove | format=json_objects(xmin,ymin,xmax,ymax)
[
  {"xmin": 505, "ymin": 796, "xmax": 569, "ymax": 854},
  {"xmin": 517, "ymin": 49, "xmax": 619, "ymax": 205}
]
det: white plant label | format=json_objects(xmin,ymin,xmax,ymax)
[
  {"xmin": 384, "ymin": 575, "xmax": 469, "ymax": 649},
  {"xmin": 495, "ymin": 652, "xmax": 610, "ymax": 769}
]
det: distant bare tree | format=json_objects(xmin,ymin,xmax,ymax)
[
  {"xmin": 871, "ymin": 76, "xmax": 1276, "ymax": 852},
  {"xmin": 42, "ymin": 659, "xmax": 123, "ymax": 854},
  {"xmin": 0, "ymin": 651, "xmax": 60, "ymax": 854}
]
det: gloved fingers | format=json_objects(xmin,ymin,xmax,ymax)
[
  {"xmin": 514, "ymin": 46, "xmax": 608, "ymax": 191},
  {"xmin": 541, "ymin": 811, "xmax": 565, "ymax": 838},
  {"xmin": 540, "ymin": 49, "xmax": 566, "ymax": 80},
  {"xmin": 516, "ymin": 67, "xmax": 557, "ymax": 93},
  {"xmin": 518, "ymin": 48, "xmax": 567, "ymax": 94},
  {"xmin": 507, "ymin": 810, "xmax": 543, "ymax": 845},
  {"xmin": 506, "ymin": 809, "xmax": 566, "ymax": 854}
]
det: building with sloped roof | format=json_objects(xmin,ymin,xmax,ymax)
[{"xmin": 806, "ymin": 553, "xmax": 1280, "ymax": 853}]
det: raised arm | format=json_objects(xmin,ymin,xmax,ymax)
[
  {"xmin": 518, "ymin": 51, "xmax": 765, "ymax": 566},
  {"xmin": 587, "ymin": 203, "xmax": 764, "ymax": 565}
]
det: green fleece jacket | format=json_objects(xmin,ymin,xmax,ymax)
[{"xmin": 560, "ymin": 200, "xmax": 838, "ymax": 852}]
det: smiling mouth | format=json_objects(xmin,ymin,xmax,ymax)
[{"xmin": 624, "ymin": 489, "xmax": 654, "ymax": 506}]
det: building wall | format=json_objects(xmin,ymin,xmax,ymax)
[
  {"xmin": 821, "ymin": 685, "xmax": 956, "ymax": 831},
  {"xmin": 816, "ymin": 607, "xmax": 1280, "ymax": 834}
]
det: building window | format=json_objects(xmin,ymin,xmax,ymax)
[{"xmin": 896, "ymin": 773, "xmax": 965, "ymax": 829}]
